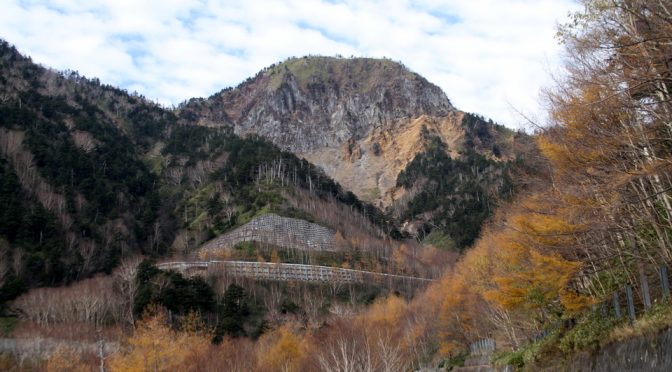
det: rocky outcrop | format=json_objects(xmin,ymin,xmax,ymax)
[
  {"xmin": 181, "ymin": 57, "xmax": 492, "ymax": 206},
  {"xmin": 187, "ymin": 57, "xmax": 454, "ymax": 153},
  {"xmin": 301, "ymin": 113, "xmax": 467, "ymax": 206}
]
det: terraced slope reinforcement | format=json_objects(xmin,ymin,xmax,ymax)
[{"xmin": 199, "ymin": 213, "xmax": 337, "ymax": 255}]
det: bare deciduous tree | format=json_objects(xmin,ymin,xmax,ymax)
[{"xmin": 113, "ymin": 256, "xmax": 142, "ymax": 327}]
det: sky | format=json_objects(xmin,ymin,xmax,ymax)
[{"xmin": 0, "ymin": 0, "xmax": 580, "ymax": 130}]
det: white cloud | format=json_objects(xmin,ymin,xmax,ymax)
[{"xmin": 0, "ymin": 0, "xmax": 580, "ymax": 129}]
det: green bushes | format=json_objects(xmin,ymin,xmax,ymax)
[
  {"xmin": 439, "ymin": 352, "xmax": 467, "ymax": 370},
  {"xmin": 0, "ymin": 317, "xmax": 18, "ymax": 336},
  {"xmin": 132, "ymin": 261, "xmax": 265, "ymax": 343},
  {"xmin": 493, "ymin": 304, "xmax": 672, "ymax": 369},
  {"xmin": 493, "ymin": 329, "xmax": 561, "ymax": 369},
  {"xmin": 133, "ymin": 260, "xmax": 216, "ymax": 318},
  {"xmin": 559, "ymin": 312, "xmax": 622, "ymax": 353}
]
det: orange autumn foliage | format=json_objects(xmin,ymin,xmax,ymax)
[
  {"xmin": 435, "ymin": 189, "xmax": 590, "ymax": 352},
  {"xmin": 46, "ymin": 347, "xmax": 88, "ymax": 372},
  {"xmin": 485, "ymin": 250, "xmax": 580, "ymax": 314},
  {"xmin": 363, "ymin": 295, "xmax": 408, "ymax": 328},
  {"xmin": 438, "ymin": 273, "xmax": 481, "ymax": 354},
  {"xmin": 256, "ymin": 325, "xmax": 306, "ymax": 372},
  {"xmin": 108, "ymin": 310, "xmax": 210, "ymax": 372}
]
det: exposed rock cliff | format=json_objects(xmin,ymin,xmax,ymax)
[
  {"xmin": 185, "ymin": 57, "xmax": 454, "ymax": 152},
  {"xmin": 181, "ymin": 56, "xmax": 518, "ymax": 208}
]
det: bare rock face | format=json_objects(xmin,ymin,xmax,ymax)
[
  {"xmin": 188, "ymin": 57, "xmax": 454, "ymax": 150},
  {"xmin": 181, "ymin": 56, "xmax": 508, "ymax": 207},
  {"xmin": 301, "ymin": 113, "xmax": 467, "ymax": 206}
]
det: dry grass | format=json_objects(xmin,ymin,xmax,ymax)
[{"xmin": 607, "ymin": 301, "xmax": 672, "ymax": 343}]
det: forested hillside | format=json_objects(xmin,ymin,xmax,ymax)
[
  {"xmin": 54, "ymin": 1, "xmax": 672, "ymax": 370},
  {"xmin": 2, "ymin": 4, "xmax": 634, "ymax": 366},
  {"xmin": 392, "ymin": 115, "xmax": 519, "ymax": 249},
  {"xmin": 0, "ymin": 40, "xmax": 407, "ymax": 314},
  {"xmin": 0, "ymin": 35, "xmax": 525, "ymax": 306},
  {"xmin": 0, "ymin": 41, "xmax": 173, "ymax": 296},
  {"xmin": 433, "ymin": 1, "xmax": 672, "ymax": 369},
  {"xmin": 181, "ymin": 55, "xmax": 529, "ymax": 238}
]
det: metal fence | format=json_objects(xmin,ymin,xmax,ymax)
[
  {"xmin": 529, "ymin": 263, "xmax": 672, "ymax": 343},
  {"xmin": 470, "ymin": 263, "xmax": 672, "ymax": 355},
  {"xmin": 599, "ymin": 264, "xmax": 670, "ymax": 321},
  {"xmin": 469, "ymin": 338, "xmax": 496, "ymax": 356}
]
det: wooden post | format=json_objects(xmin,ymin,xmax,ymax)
[
  {"xmin": 639, "ymin": 265, "xmax": 652, "ymax": 309},
  {"xmin": 600, "ymin": 302, "xmax": 608, "ymax": 316},
  {"xmin": 612, "ymin": 292, "xmax": 621, "ymax": 318},
  {"xmin": 632, "ymin": 240, "xmax": 651, "ymax": 309},
  {"xmin": 660, "ymin": 266, "xmax": 670, "ymax": 299},
  {"xmin": 97, "ymin": 328, "xmax": 106, "ymax": 372},
  {"xmin": 626, "ymin": 285, "xmax": 636, "ymax": 322}
]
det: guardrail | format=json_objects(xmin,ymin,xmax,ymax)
[
  {"xmin": 528, "ymin": 263, "xmax": 672, "ymax": 345},
  {"xmin": 157, "ymin": 260, "xmax": 434, "ymax": 285}
]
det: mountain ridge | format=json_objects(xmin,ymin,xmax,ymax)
[
  {"xmin": 0, "ymin": 40, "xmax": 527, "ymax": 307},
  {"xmin": 180, "ymin": 56, "xmax": 455, "ymax": 152},
  {"xmin": 179, "ymin": 55, "xmax": 524, "ymax": 212}
]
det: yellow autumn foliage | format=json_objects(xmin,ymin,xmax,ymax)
[
  {"xmin": 46, "ymin": 347, "xmax": 88, "ymax": 372},
  {"xmin": 108, "ymin": 310, "xmax": 210, "ymax": 372},
  {"xmin": 485, "ymin": 248, "xmax": 580, "ymax": 317},
  {"xmin": 256, "ymin": 326, "xmax": 306, "ymax": 372},
  {"xmin": 439, "ymin": 274, "xmax": 476, "ymax": 345},
  {"xmin": 436, "ymin": 193, "xmax": 588, "ymax": 351},
  {"xmin": 362, "ymin": 295, "xmax": 408, "ymax": 328},
  {"xmin": 270, "ymin": 249, "xmax": 281, "ymax": 263}
]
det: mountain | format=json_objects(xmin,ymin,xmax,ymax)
[
  {"xmin": 0, "ymin": 40, "xmax": 530, "ymax": 310},
  {"xmin": 180, "ymin": 56, "xmax": 530, "ymax": 246},
  {"xmin": 180, "ymin": 57, "xmax": 456, "ymax": 205},
  {"xmin": 0, "ymin": 40, "xmax": 173, "ymax": 286},
  {"xmin": 183, "ymin": 56, "xmax": 452, "ymax": 150},
  {"xmin": 0, "ymin": 41, "xmax": 407, "ymax": 309}
]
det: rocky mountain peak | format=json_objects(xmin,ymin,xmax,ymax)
[
  {"xmin": 183, "ymin": 56, "xmax": 455, "ymax": 153},
  {"xmin": 180, "ymin": 55, "xmax": 517, "ymax": 209}
]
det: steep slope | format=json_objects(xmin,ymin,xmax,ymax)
[
  {"xmin": 181, "ymin": 56, "xmax": 530, "ymax": 247},
  {"xmin": 0, "ymin": 40, "xmax": 176, "ymax": 285},
  {"xmin": 180, "ymin": 57, "xmax": 461, "ymax": 206},
  {"xmin": 180, "ymin": 57, "xmax": 515, "ymax": 212},
  {"xmin": 0, "ymin": 41, "xmax": 402, "ymax": 309},
  {"xmin": 0, "ymin": 40, "xmax": 528, "ymax": 314},
  {"xmin": 199, "ymin": 213, "xmax": 338, "ymax": 255},
  {"xmin": 0, "ymin": 43, "xmax": 520, "ymax": 368},
  {"xmin": 182, "ymin": 57, "xmax": 454, "ymax": 150}
]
